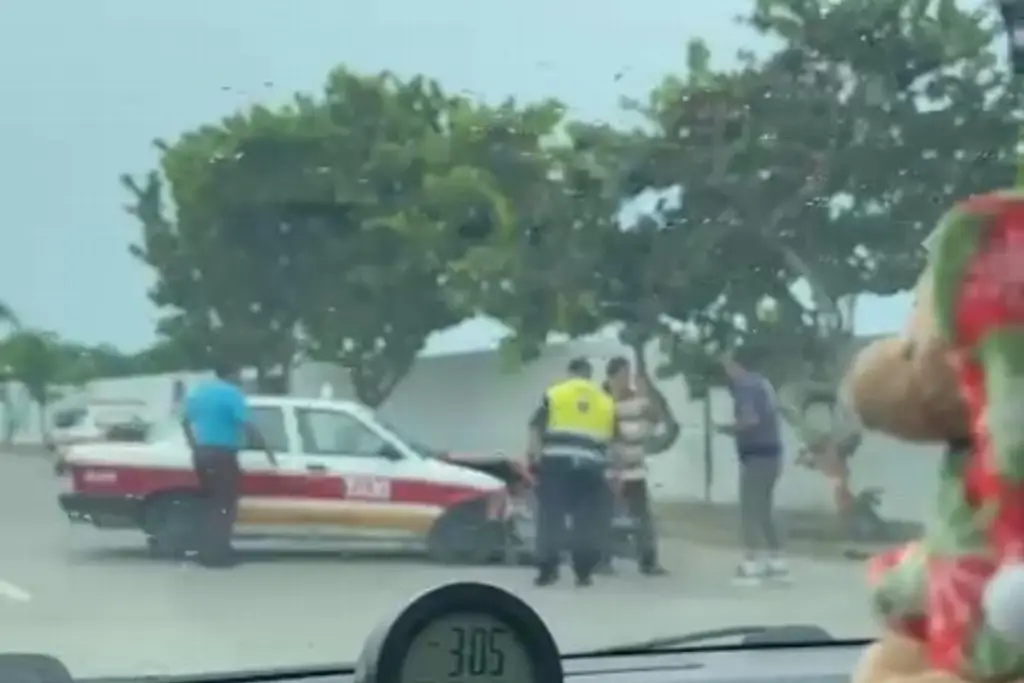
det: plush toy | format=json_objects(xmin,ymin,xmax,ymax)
[{"xmin": 846, "ymin": 190, "xmax": 1024, "ymax": 683}]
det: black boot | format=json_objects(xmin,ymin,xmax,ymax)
[
  {"xmin": 196, "ymin": 545, "xmax": 238, "ymax": 569},
  {"xmin": 574, "ymin": 573, "xmax": 594, "ymax": 587},
  {"xmin": 640, "ymin": 564, "xmax": 668, "ymax": 576},
  {"xmin": 534, "ymin": 572, "xmax": 558, "ymax": 587},
  {"xmin": 534, "ymin": 566, "xmax": 559, "ymax": 586}
]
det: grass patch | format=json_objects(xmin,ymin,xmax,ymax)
[{"xmin": 652, "ymin": 500, "xmax": 922, "ymax": 561}]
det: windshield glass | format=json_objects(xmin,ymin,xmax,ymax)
[
  {"xmin": 51, "ymin": 409, "xmax": 86, "ymax": 430},
  {"xmin": 374, "ymin": 414, "xmax": 445, "ymax": 458},
  {"xmin": 2, "ymin": 0, "xmax": 1011, "ymax": 677}
]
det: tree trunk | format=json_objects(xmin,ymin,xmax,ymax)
[
  {"xmin": 702, "ymin": 395, "xmax": 713, "ymax": 501},
  {"xmin": 37, "ymin": 400, "xmax": 48, "ymax": 445},
  {"xmin": 0, "ymin": 383, "xmax": 13, "ymax": 445},
  {"xmin": 628, "ymin": 340, "xmax": 680, "ymax": 454}
]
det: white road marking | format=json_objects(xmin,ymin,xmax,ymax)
[{"xmin": 0, "ymin": 579, "xmax": 31, "ymax": 602}]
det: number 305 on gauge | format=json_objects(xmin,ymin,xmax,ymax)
[{"xmin": 447, "ymin": 626, "xmax": 507, "ymax": 679}]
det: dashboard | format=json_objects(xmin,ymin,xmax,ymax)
[
  {"xmin": 173, "ymin": 645, "xmax": 865, "ymax": 683},
  {"xmin": 12, "ymin": 582, "xmax": 868, "ymax": 683}
]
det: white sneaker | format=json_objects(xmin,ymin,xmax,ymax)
[
  {"xmin": 764, "ymin": 558, "xmax": 791, "ymax": 583},
  {"xmin": 733, "ymin": 560, "xmax": 765, "ymax": 586}
]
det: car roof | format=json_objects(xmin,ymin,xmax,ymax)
[{"xmin": 246, "ymin": 395, "xmax": 370, "ymax": 416}]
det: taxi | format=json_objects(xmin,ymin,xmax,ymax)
[{"xmin": 56, "ymin": 396, "xmax": 511, "ymax": 564}]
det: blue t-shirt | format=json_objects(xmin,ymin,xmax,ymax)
[
  {"xmin": 183, "ymin": 379, "xmax": 249, "ymax": 450},
  {"xmin": 729, "ymin": 372, "xmax": 782, "ymax": 456}
]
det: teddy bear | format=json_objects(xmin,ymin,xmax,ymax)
[{"xmin": 844, "ymin": 189, "xmax": 1024, "ymax": 683}]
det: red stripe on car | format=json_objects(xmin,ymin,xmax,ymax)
[{"xmin": 69, "ymin": 462, "xmax": 487, "ymax": 508}]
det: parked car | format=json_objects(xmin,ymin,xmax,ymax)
[
  {"xmin": 47, "ymin": 400, "xmax": 149, "ymax": 455},
  {"xmin": 56, "ymin": 396, "xmax": 512, "ymax": 564}
]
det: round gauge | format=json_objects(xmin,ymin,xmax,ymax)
[
  {"xmin": 354, "ymin": 582, "xmax": 563, "ymax": 683},
  {"xmin": 401, "ymin": 613, "xmax": 534, "ymax": 683}
]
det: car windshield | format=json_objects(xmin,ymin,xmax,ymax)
[
  {"xmin": 2, "ymin": 0, "xmax": 1013, "ymax": 678},
  {"xmin": 51, "ymin": 409, "xmax": 86, "ymax": 430},
  {"xmin": 373, "ymin": 414, "xmax": 446, "ymax": 459}
]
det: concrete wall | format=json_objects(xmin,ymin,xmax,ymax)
[{"xmin": 1, "ymin": 339, "xmax": 941, "ymax": 524}]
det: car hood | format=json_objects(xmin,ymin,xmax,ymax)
[
  {"xmin": 419, "ymin": 455, "xmax": 505, "ymax": 491},
  {"xmin": 442, "ymin": 450, "xmax": 517, "ymax": 464}
]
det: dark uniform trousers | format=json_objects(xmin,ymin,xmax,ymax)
[
  {"xmin": 192, "ymin": 446, "xmax": 242, "ymax": 564},
  {"xmin": 535, "ymin": 456, "xmax": 608, "ymax": 579}
]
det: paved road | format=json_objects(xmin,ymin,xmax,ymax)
[{"xmin": 0, "ymin": 453, "xmax": 878, "ymax": 679}]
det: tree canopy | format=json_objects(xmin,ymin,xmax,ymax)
[{"xmin": 93, "ymin": 0, "xmax": 1023, "ymax": 424}]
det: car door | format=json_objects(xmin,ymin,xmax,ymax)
[
  {"xmin": 235, "ymin": 404, "xmax": 325, "ymax": 539},
  {"xmin": 293, "ymin": 407, "xmax": 431, "ymax": 539}
]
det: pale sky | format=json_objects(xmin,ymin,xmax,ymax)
[{"xmin": 2, "ymin": 0, "xmax": 985, "ymax": 353}]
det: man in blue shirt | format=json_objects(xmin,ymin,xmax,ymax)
[
  {"xmin": 182, "ymin": 364, "xmax": 276, "ymax": 568},
  {"xmin": 716, "ymin": 352, "xmax": 788, "ymax": 585}
]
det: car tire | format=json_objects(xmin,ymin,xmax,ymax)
[
  {"xmin": 142, "ymin": 494, "xmax": 200, "ymax": 560},
  {"xmin": 427, "ymin": 502, "xmax": 505, "ymax": 565}
]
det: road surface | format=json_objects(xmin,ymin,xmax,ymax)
[{"xmin": 0, "ymin": 452, "xmax": 878, "ymax": 679}]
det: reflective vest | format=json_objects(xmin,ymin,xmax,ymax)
[{"xmin": 542, "ymin": 377, "xmax": 615, "ymax": 462}]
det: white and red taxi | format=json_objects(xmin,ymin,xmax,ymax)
[{"xmin": 57, "ymin": 396, "xmax": 511, "ymax": 563}]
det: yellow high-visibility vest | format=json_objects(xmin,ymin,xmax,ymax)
[{"xmin": 542, "ymin": 377, "xmax": 615, "ymax": 461}]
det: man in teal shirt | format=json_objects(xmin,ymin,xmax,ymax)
[{"xmin": 182, "ymin": 364, "xmax": 275, "ymax": 568}]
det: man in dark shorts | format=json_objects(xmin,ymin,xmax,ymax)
[
  {"xmin": 716, "ymin": 352, "xmax": 788, "ymax": 585},
  {"xmin": 181, "ymin": 364, "xmax": 275, "ymax": 568}
]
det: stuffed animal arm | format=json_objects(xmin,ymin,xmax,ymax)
[{"xmin": 857, "ymin": 191, "xmax": 1024, "ymax": 683}]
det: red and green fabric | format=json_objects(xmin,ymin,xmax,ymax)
[{"xmin": 868, "ymin": 191, "xmax": 1024, "ymax": 681}]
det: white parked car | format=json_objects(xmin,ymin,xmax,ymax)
[
  {"xmin": 47, "ymin": 400, "xmax": 149, "ymax": 454},
  {"xmin": 56, "ymin": 396, "xmax": 513, "ymax": 564}
]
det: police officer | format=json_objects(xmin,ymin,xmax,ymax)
[{"xmin": 527, "ymin": 357, "xmax": 616, "ymax": 587}]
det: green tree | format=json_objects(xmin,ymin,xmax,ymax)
[
  {"xmin": 621, "ymin": 0, "xmax": 1015, "ymax": 403},
  {"xmin": 0, "ymin": 331, "xmax": 64, "ymax": 440},
  {"xmin": 52, "ymin": 341, "xmax": 194, "ymax": 384},
  {"xmin": 438, "ymin": 102, "xmax": 611, "ymax": 363},
  {"xmin": 575, "ymin": 0, "xmax": 1015, "ymax": 508},
  {"xmin": 125, "ymin": 339, "xmax": 198, "ymax": 376},
  {"xmin": 54, "ymin": 343, "xmax": 104, "ymax": 387},
  {"xmin": 292, "ymin": 69, "xmax": 500, "ymax": 406},
  {"xmin": 0, "ymin": 302, "xmax": 19, "ymax": 444},
  {"xmin": 123, "ymin": 107, "xmax": 312, "ymax": 391},
  {"xmin": 126, "ymin": 69, "xmax": 533, "ymax": 405}
]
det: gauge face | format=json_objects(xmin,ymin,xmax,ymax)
[{"xmin": 399, "ymin": 613, "xmax": 535, "ymax": 683}]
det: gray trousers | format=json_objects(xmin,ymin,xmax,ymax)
[{"xmin": 738, "ymin": 455, "xmax": 782, "ymax": 554}]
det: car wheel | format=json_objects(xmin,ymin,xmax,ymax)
[
  {"xmin": 427, "ymin": 502, "xmax": 505, "ymax": 565},
  {"xmin": 142, "ymin": 494, "xmax": 200, "ymax": 560},
  {"xmin": 145, "ymin": 535, "xmax": 174, "ymax": 559}
]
